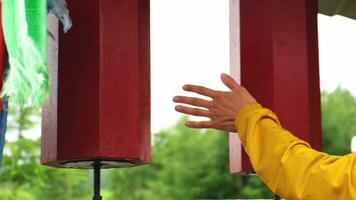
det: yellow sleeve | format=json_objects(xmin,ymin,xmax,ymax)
[{"xmin": 235, "ymin": 103, "xmax": 356, "ymax": 200}]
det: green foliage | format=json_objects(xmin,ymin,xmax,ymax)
[
  {"xmin": 239, "ymin": 175, "xmax": 273, "ymax": 198},
  {"xmin": 7, "ymin": 102, "xmax": 41, "ymax": 137},
  {"xmin": 33, "ymin": 167, "xmax": 91, "ymax": 200},
  {"xmin": 0, "ymin": 104, "xmax": 91, "ymax": 200},
  {"xmin": 0, "ymin": 146, "xmax": 91, "ymax": 200},
  {"xmin": 108, "ymin": 118, "xmax": 242, "ymax": 200},
  {"xmin": 0, "ymin": 185, "xmax": 36, "ymax": 200},
  {"xmin": 1, "ymin": 138, "xmax": 41, "ymax": 186},
  {"xmin": 322, "ymin": 87, "xmax": 356, "ymax": 155}
]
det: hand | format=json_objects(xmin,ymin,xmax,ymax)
[{"xmin": 173, "ymin": 73, "xmax": 257, "ymax": 132}]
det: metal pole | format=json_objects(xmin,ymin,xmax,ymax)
[{"xmin": 93, "ymin": 161, "xmax": 102, "ymax": 200}]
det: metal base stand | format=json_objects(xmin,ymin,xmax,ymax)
[{"xmin": 93, "ymin": 161, "xmax": 103, "ymax": 200}]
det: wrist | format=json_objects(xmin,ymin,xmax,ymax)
[{"xmin": 234, "ymin": 103, "xmax": 263, "ymax": 131}]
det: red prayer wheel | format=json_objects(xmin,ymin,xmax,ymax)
[
  {"xmin": 229, "ymin": 0, "xmax": 322, "ymax": 173},
  {"xmin": 41, "ymin": 0, "xmax": 151, "ymax": 169}
]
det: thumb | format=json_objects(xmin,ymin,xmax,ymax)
[{"xmin": 220, "ymin": 73, "xmax": 240, "ymax": 91}]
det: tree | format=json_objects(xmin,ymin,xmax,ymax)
[
  {"xmin": 108, "ymin": 117, "xmax": 242, "ymax": 200},
  {"xmin": 321, "ymin": 87, "xmax": 356, "ymax": 155},
  {"xmin": 7, "ymin": 102, "xmax": 41, "ymax": 138},
  {"xmin": 0, "ymin": 103, "xmax": 91, "ymax": 200},
  {"xmin": 0, "ymin": 103, "xmax": 42, "ymax": 199}
]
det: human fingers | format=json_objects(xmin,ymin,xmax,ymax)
[
  {"xmin": 173, "ymin": 96, "xmax": 211, "ymax": 108},
  {"xmin": 185, "ymin": 120, "xmax": 213, "ymax": 129},
  {"xmin": 183, "ymin": 84, "xmax": 218, "ymax": 98},
  {"xmin": 175, "ymin": 105, "xmax": 211, "ymax": 118},
  {"xmin": 220, "ymin": 73, "xmax": 240, "ymax": 91}
]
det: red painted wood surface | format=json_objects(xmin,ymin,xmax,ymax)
[
  {"xmin": 229, "ymin": 0, "xmax": 322, "ymax": 173},
  {"xmin": 41, "ymin": 0, "xmax": 151, "ymax": 168}
]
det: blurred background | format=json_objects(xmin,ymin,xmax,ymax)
[{"xmin": 1, "ymin": 0, "xmax": 356, "ymax": 199}]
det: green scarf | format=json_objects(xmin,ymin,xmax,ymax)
[{"xmin": 2, "ymin": 0, "xmax": 48, "ymax": 106}]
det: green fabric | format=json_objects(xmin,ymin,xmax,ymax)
[{"xmin": 2, "ymin": 0, "xmax": 49, "ymax": 106}]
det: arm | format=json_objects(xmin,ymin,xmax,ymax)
[
  {"xmin": 237, "ymin": 103, "xmax": 356, "ymax": 200},
  {"xmin": 174, "ymin": 73, "xmax": 356, "ymax": 200}
]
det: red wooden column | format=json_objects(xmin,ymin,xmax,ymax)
[
  {"xmin": 229, "ymin": 0, "xmax": 322, "ymax": 173},
  {"xmin": 41, "ymin": 0, "xmax": 151, "ymax": 168}
]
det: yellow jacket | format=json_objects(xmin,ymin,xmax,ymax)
[{"xmin": 235, "ymin": 103, "xmax": 356, "ymax": 200}]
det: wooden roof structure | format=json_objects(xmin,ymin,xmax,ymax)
[{"xmin": 319, "ymin": 0, "xmax": 356, "ymax": 19}]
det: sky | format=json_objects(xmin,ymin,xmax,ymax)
[
  {"xmin": 318, "ymin": 14, "xmax": 356, "ymax": 95},
  {"xmin": 8, "ymin": 0, "xmax": 356, "ymax": 141},
  {"xmin": 151, "ymin": 0, "xmax": 230, "ymax": 133}
]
